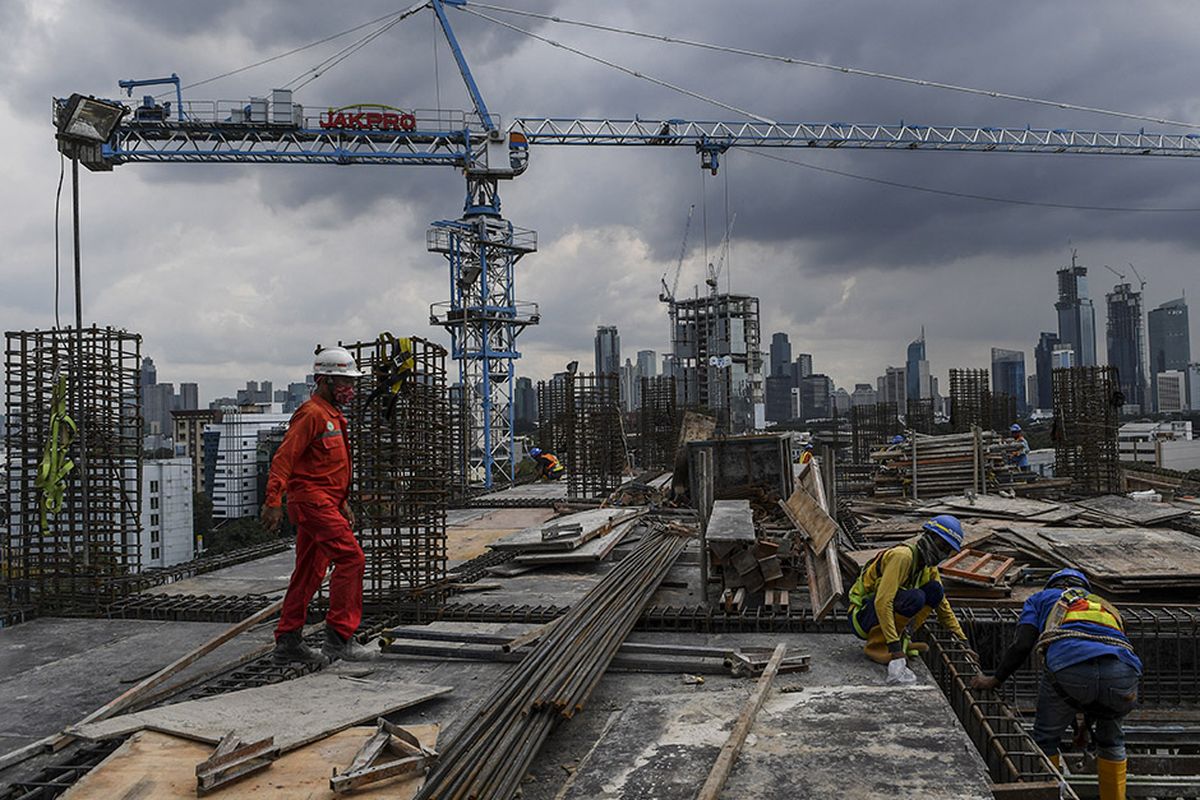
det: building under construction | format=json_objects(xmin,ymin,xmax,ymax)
[{"xmin": 668, "ymin": 292, "xmax": 763, "ymax": 433}]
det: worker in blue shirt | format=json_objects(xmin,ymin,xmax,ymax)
[
  {"xmin": 972, "ymin": 568, "xmax": 1141, "ymax": 800},
  {"xmin": 1009, "ymin": 423, "xmax": 1030, "ymax": 469}
]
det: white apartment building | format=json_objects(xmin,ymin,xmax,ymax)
[
  {"xmin": 206, "ymin": 407, "xmax": 291, "ymax": 520},
  {"xmin": 141, "ymin": 458, "xmax": 195, "ymax": 568}
]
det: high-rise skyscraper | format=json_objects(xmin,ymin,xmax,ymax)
[
  {"xmin": 769, "ymin": 332, "xmax": 791, "ymax": 377},
  {"xmin": 1147, "ymin": 297, "xmax": 1190, "ymax": 411},
  {"xmin": 1056, "ymin": 256, "xmax": 1097, "ymax": 366},
  {"xmin": 514, "ymin": 376, "xmax": 537, "ymax": 431},
  {"xmin": 991, "ymin": 348, "xmax": 1027, "ymax": 414},
  {"xmin": 636, "ymin": 350, "xmax": 658, "ymax": 380},
  {"xmin": 1033, "ymin": 332, "xmax": 1059, "ymax": 411},
  {"xmin": 1105, "ymin": 282, "xmax": 1147, "ymax": 412},
  {"xmin": 905, "ymin": 329, "xmax": 930, "ymax": 401},
  {"xmin": 791, "ymin": 353, "xmax": 813, "ymax": 383},
  {"xmin": 879, "ymin": 366, "xmax": 907, "ymax": 408},
  {"xmin": 594, "ymin": 326, "xmax": 620, "ymax": 376}
]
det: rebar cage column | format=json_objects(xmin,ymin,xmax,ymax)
[
  {"xmin": 566, "ymin": 373, "xmax": 624, "ymax": 499},
  {"xmin": 950, "ymin": 368, "xmax": 990, "ymax": 433},
  {"xmin": 4, "ymin": 327, "xmax": 142, "ymax": 612},
  {"xmin": 344, "ymin": 336, "xmax": 449, "ymax": 604},
  {"xmin": 1052, "ymin": 366, "xmax": 1120, "ymax": 494},
  {"xmin": 638, "ymin": 375, "xmax": 678, "ymax": 471}
]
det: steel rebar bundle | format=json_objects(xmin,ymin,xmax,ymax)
[{"xmin": 414, "ymin": 525, "xmax": 689, "ymax": 800}]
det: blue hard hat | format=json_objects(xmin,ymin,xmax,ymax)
[
  {"xmin": 1046, "ymin": 568, "xmax": 1090, "ymax": 591},
  {"xmin": 891, "ymin": 435, "xmax": 905, "ymax": 445},
  {"xmin": 529, "ymin": 447, "xmax": 542, "ymax": 456},
  {"xmin": 1010, "ymin": 423, "xmax": 1022, "ymax": 433},
  {"xmin": 923, "ymin": 514, "xmax": 964, "ymax": 552}
]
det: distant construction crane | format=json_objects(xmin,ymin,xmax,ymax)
[{"xmin": 54, "ymin": 0, "xmax": 1200, "ymax": 487}]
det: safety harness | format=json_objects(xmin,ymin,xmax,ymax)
[
  {"xmin": 848, "ymin": 541, "xmax": 922, "ymax": 638},
  {"xmin": 1037, "ymin": 587, "xmax": 1137, "ymax": 720},
  {"xmin": 361, "ymin": 333, "xmax": 416, "ymax": 421}
]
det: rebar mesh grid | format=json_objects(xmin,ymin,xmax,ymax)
[
  {"xmin": 566, "ymin": 373, "xmax": 625, "ymax": 499},
  {"xmin": 989, "ymin": 392, "xmax": 1017, "ymax": 432},
  {"xmin": 3, "ymin": 327, "xmax": 142, "ymax": 612},
  {"xmin": 949, "ymin": 368, "xmax": 990, "ymax": 433},
  {"xmin": 637, "ymin": 375, "xmax": 678, "ymax": 471},
  {"xmin": 1052, "ymin": 366, "xmax": 1120, "ymax": 494},
  {"xmin": 343, "ymin": 336, "xmax": 449, "ymax": 602},
  {"xmin": 850, "ymin": 401, "xmax": 900, "ymax": 463},
  {"xmin": 905, "ymin": 397, "xmax": 936, "ymax": 434},
  {"xmin": 536, "ymin": 374, "xmax": 573, "ymax": 455}
]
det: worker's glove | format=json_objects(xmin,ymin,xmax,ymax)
[{"xmin": 886, "ymin": 658, "xmax": 917, "ymax": 685}]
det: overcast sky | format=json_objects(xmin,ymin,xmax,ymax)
[{"xmin": 3, "ymin": 1, "xmax": 1199, "ymax": 403}]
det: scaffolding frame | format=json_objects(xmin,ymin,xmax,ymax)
[
  {"xmin": 668, "ymin": 292, "xmax": 762, "ymax": 433},
  {"xmin": 343, "ymin": 336, "xmax": 449, "ymax": 603},
  {"xmin": 1052, "ymin": 366, "xmax": 1121, "ymax": 494},
  {"xmin": 4, "ymin": 327, "xmax": 142, "ymax": 612}
]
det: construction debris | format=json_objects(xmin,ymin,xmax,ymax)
[
  {"xmin": 330, "ymin": 719, "xmax": 437, "ymax": 795},
  {"xmin": 195, "ymin": 730, "xmax": 278, "ymax": 796},
  {"xmin": 870, "ymin": 431, "xmax": 1031, "ymax": 498}
]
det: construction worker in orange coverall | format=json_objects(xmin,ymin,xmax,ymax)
[{"xmin": 262, "ymin": 346, "xmax": 378, "ymax": 665}]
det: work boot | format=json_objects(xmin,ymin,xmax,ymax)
[
  {"xmin": 323, "ymin": 629, "xmax": 380, "ymax": 663},
  {"xmin": 1047, "ymin": 753, "xmax": 1061, "ymax": 770},
  {"xmin": 273, "ymin": 630, "xmax": 329, "ymax": 666},
  {"xmin": 863, "ymin": 626, "xmax": 892, "ymax": 665},
  {"xmin": 900, "ymin": 634, "xmax": 929, "ymax": 657},
  {"xmin": 1097, "ymin": 757, "xmax": 1126, "ymax": 800}
]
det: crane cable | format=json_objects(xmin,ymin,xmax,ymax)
[
  {"xmin": 154, "ymin": 3, "xmax": 430, "ymax": 99},
  {"xmin": 468, "ymin": 2, "xmax": 1200, "ymax": 131},
  {"xmin": 455, "ymin": 6, "xmax": 776, "ymax": 124},
  {"xmin": 286, "ymin": 3, "xmax": 426, "ymax": 93}
]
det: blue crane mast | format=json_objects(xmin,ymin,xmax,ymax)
[{"xmin": 55, "ymin": 0, "xmax": 1200, "ymax": 488}]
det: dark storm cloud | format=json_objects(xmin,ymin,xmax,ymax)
[{"xmin": 3, "ymin": 0, "xmax": 1199, "ymax": 396}]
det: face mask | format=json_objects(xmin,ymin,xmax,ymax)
[{"xmin": 332, "ymin": 383, "xmax": 355, "ymax": 407}]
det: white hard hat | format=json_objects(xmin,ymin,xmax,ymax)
[{"xmin": 313, "ymin": 346, "xmax": 365, "ymax": 378}]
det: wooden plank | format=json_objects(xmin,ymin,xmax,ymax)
[
  {"xmin": 938, "ymin": 494, "xmax": 1060, "ymax": 519},
  {"xmin": 705, "ymin": 500, "xmax": 756, "ymax": 543},
  {"xmin": 70, "ymin": 674, "xmax": 451, "ymax": 754},
  {"xmin": 62, "ymin": 726, "xmax": 438, "ymax": 800},
  {"xmin": 696, "ymin": 643, "xmax": 788, "ymax": 800},
  {"xmin": 805, "ymin": 539, "xmax": 844, "ymax": 622},
  {"xmin": 779, "ymin": 486, "xmax": 837, "ymax": 554},
  {"xmin": 512, "ymin": 518, "xmax": 640, "ymax": 565},
  {"xmin": 1075, "ymin": 495, "xmax": 1191, "ymax": 526},
  {"xmin": 489, "ymin": 509, "xmax": 639, "ymax": 552}
]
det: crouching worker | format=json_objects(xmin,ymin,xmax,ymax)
[
  {"xmin": 528, "ymin": 447, "xmax": 565, "ymax": 481},
  {"xmin": 971, "ymin": 568, "xmax": 1140, "ymax": 800},
  {"xmin": 262, "ymin": 346, "xmax": 378, "ymax": 665},
  {"xmin": 848, "ymin": 515, "xmax": 969, "ymax": 672}
]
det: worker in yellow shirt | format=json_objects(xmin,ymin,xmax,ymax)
[{"xmin": 848, "ymin": 515, "xmax": 969, "ymax": 675}]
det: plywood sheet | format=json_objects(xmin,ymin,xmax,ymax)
[
  {"xmin": 63, "ymin": 725, "xmax": 438, "ymax": 799},
  {"xmin": 489, "ymin": 509, "xmax": 637, "ymax": 551},
  {"xmin": 514, "ymin": 518, "xmax": 640, "ymax": 564},
  {"xmin": 780, "ymin": 486, "xmax": 837, "ymax": 554},
  {"xmin": 1075, "ymin": 495, "xmax": 1191, "ymax": 526},
  {"xmin": 70, "ymin": 672, "xmax": 451, "ymax": 753},
  {"xmin": 938, "ymin": 494, "xmax": 1061, "ymax": 519}
]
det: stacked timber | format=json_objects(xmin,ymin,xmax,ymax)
[
  {"xmin": 870, "ymin": 431, "xmax": 1029, "ymax": 498},
  {"xmin": 706, "ymin": 500, "xmax": 803, "ymax": 605}
]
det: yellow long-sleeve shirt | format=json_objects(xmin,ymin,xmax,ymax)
[{"xmin": 851, "ymin": 539, "xmax": 966, "ymax": 646}]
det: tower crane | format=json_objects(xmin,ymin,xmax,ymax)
[
  {"xmin": 54, "ymin": 0, "xmax": 1200, "ymax": 488},
  {"xmin": 705, "ymin": 213, "xmax": 737, "ymax": 295},
  {"xmin": 659, "ymin": 204, "xmax": 693, "ymax": 304}
]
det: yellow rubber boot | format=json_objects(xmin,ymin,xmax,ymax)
[
  {"xmin": 1047, "ymin": 753, "xmax": 1060, "ymax": 769},
  {"xmin": 863, "ymin": 626, "xmax": 892, "ymax": 665},
  {"xmin": 1097, "ymin": 757, "xmax": 1126, "ymax": 800}
]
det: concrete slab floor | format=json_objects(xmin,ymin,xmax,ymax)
[
  {"xmin": 141, "ymin": 549, "xmax": 296, "ymax": 596},
  {"xmin": 376, "ymin": 628, "xmax": 993, "ymax": 800},
  {"xmin": 0, "ymin": 617, "xmax": 270, "ymax": 753}
]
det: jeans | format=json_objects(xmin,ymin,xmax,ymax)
[
  {"xmin": 1032, "ymin": 655, "xmax": 1140, "ymax": 760},
  {"xmin": 853, "ymin": 581, "xmax": 945, "ymax": 636}
]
